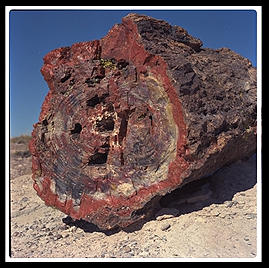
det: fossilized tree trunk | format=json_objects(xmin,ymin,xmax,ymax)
[{"xmin": 29, "ymin": 14, "xmax": 257, "ymax": 230}]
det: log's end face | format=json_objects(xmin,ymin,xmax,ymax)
[{"xmin": 31, "ymin": 37, "xmax": 183, "ymax": 229}]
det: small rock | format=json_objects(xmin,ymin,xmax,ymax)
[
  {"xmin": 196, "ymin": 216, "xmax": 206, "ymax": 223},
  {"xmin": 59, "ymin": 224, "xmax": 69, "ymax": 231},
  {"xmin": 19, "ymin": 205, "xmax": 27, "ymax": 211},
  {"xmin": 61, "ymin": 232, "xmax": 70, "ymax": 238},
  {"xmin": 245, "ymin": 213, "xmax": 256, "ymax": 219},
  {"xmin": 211, "ymin": 210, "xmax": 220, "ymax": 217},
  {"xmin": 69, "ymin": 226, "xmax": 77, "ymax": 232},
  {"xmin": 225, "ymin": 200, "xmax": 238, "ymax": 208},
  {"xmin": 123, "ymin": 246, "xmax": 132, "ymax": 253},
  {"xmin": 161, "ymin": 223, "xmax": 171, "ymax": 231},
  {"xmin": 155, "ymin": 208, "xmax": 179, "ymax": 221},
  {"xmin": 21, "ymin": 197, "xmax": 29, "ymax": 202},
  {"xmin": 13, "ymin": 231, "xmax": 20, "ymax": 237},
  {"xmin": 54, "ymin": 233, "xmax": 63, "ymax": 240}
]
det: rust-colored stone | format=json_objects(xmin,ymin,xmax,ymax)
[{"xmin": 29, "ymin": 14, "xmax": 257, "ymax": 230}]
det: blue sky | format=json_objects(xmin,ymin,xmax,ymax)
[{"xmin": 9, "ymin": 9, "xmax": 257, "ymax": 137}]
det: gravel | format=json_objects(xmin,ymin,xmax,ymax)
[{"xmin": 9, "ymin": 146, "xmax": 258, "ymax": 259}]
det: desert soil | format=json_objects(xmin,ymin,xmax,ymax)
[{"xmin": 9, "ymin": 141, "xmax": 258, "ymax": 259}]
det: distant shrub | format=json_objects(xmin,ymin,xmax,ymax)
[
  {"xmin": 13, "ymin": 150, "xmax": 31, "ymax": 158},
  {"xmin": 10, "ymin": 135, "xmax": 32, "ymax": 145}
]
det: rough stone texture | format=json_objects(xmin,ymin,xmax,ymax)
[{"xmin": 29, "ymin": 13, "xmax": 257, "ymax": 230}]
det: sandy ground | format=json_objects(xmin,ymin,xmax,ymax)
[{"xmin": 8, "ymin": 141, "xmax": 260, "ymax": 260}]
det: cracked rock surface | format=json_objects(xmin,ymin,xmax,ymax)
[{"xmin": 29, "ymin": 13, "xmax": 256, "ymax": 230}]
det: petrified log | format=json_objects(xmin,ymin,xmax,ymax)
[{"xmin": 29, "ymin": 13, "xmax": 257, "ymax": 230}]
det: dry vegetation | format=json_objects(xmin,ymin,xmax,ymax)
[{"xmin": 10, "ymin": 135, "xmax": 32, "ymax": 145}]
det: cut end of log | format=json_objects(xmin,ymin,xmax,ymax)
[{"xmin": 30, "ymin": 13, "xmax": 257, "ymax": 230}]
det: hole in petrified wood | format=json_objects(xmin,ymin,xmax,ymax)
[
  {"xmin": 137, "ymin": 112, "xmax": 147, "ymax": 120},
  {"xmin": 42, "ymin": 119, "xmax": 48, "ymax": 126},
  {"xmin": 117, "ymin": 59, "xmax": 129, "ymax": 70},
  {"xmin": 105, "ymin": 103, "xmax": 114, "ymax": 112},
  {"xmin": 41, "ymin": 133, "xmax": 45, "ymax": 143},
  {"xmin": 60, "ymin": 73, "xmax": 71, "ymax": 83},
  {"xmin": 118, "ymin": 110, "xmax": 129, "ymax": 145},
  {"xmin": 96, "ymin": 116, "xmax": 114, "ymax": 132},
  {"xmin": 85, "ymin": 78, "xmax": 95, "ymax": 87},
  {"xmin": 87, "ymin": 93, "xmax": 109, "ymax": 108},
  {"xmin": 100, "ymin": 137, "xmax": 110, "ymax": 149},
  {"xmin": 85, "ymin": 73, "xmax": 105, "ymax": 87},
  {"xmin": 87, "ymin": 95, "xmax": 100, "ymax": 107},
  {"xmin": 149, "ymin": 115, "xmax": 153, "ymax": 126},
  {"xmin": 69, "ymin": 78, "xmax": 75, "ymax": 86},
  {"xmin": 120, "ymin": 151, "xmax": 124, "ymax": 166},
  {"xmin": 88, "ymin": 152, "xmax": 108, "ymax": 165},
  {"xmin": 70, "ymin": 123, "xmax": 82, "ymax": 135}
]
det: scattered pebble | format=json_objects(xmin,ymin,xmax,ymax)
[
  {"xmin": 155, "ymin": 208, "xmax": 179, "ymax": 221},
  {"xmin": 123, "ymin": 246, "xmax": 132, "ymax": 253},
  {"xmin": 69, "ymin": 226, "xmax": 77, "ymax": 232},
  {"xmin": 61, "ymin": 232, "xmax": 70, "ymax": 238},
  {"xmin": 160, "ymin": 223, "xmax": 171, "ymax": 231},
  {"xmin": 21, "ymin": 197, "xmax": 29, "ymax": 202},
  {"xmin": 245, "ymin": 213, "xmax": 257, "ymax": 219},
  {"xmin": 54, "ymin": 234, "xmax": 63, "ymax": 240}
]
